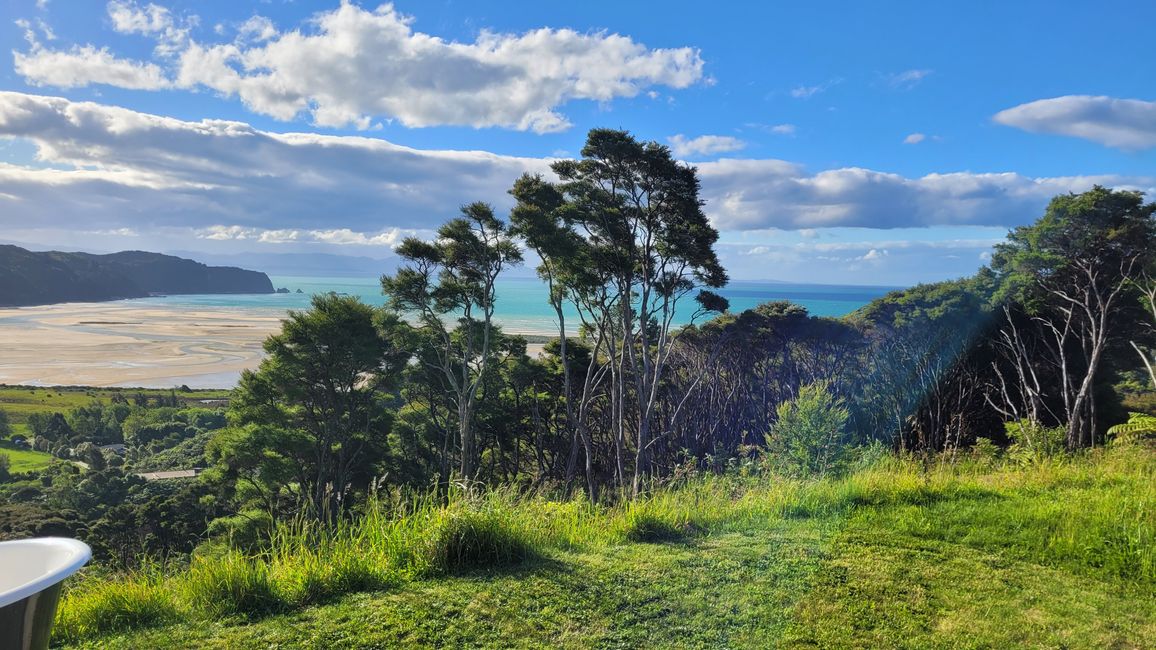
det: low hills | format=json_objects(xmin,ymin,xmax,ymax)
[{"xmin": 0, "ymin": 245, "xmax": 274, "ymax": 307}]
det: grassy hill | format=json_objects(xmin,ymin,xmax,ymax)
[
  {"xmin": 55, "ymin": 443, "xmax": 1154, "ymax": 649},
  {"xmin": 0, "ymin": 385, "xmax": 231, "ymax": 437}
]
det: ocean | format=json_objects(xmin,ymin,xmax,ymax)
[{"xmin": 123, "ymin": 276, "xmax": 898, "ymax": 335}]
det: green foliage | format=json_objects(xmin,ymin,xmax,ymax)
[
  {"xmin": 213, "ymin": 293, "xmax": 408, "ymax": 523},
  {"xmin": 1107, "ymin": 412, "xmax": 1156, "ymax": 442},
  {"xmin": 1004, "ymin": 419, "xmax": 1066, "ymax": 464},
  {"xmin": 766, "ymin": 382, "xmax": 850, "ymax": 477}
]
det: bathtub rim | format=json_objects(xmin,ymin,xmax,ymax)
[{"xmin": 0, "ymin": 537, "xmax": 92, "ymax": 609}]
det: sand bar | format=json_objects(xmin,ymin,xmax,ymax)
[
  {"xmin": 0, "ymin": 302, "xmax": 284, "ymax": 388},
  {"xmin": 0, "ymin": 300, "xmax": 549, "ymax": 389}
]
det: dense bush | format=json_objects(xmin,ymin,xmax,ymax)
[{"xmin": 766, "ymin": 382, "xmax": 851, "ymax": 477}]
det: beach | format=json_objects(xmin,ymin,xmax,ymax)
[
  {"xmin": 0, "ymin": 302, "xmax": 282, "ymax": 389},
  {"xmin": 0, "ymin": 300, "xmax": 558, "ymax": 389}
]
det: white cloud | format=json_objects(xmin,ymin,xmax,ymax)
[
  {"xmin": 15, "ymin": 2, "xmax": 705, "ymax": 133},
  {"xmin": 745, "ymin": 122, "xmax": 796, "ymax": 136},
  {"xmin": 108, "ymin": 1, "xmax": 172, "ymax": 35},
  {"xmin": 904, "ymin": 133, "xmax": 926, "ymax": 144},
  {"xmin": 993, "ymin": 95, "xmax": 1156, "ymax": 150},
  {"xmin": 107, "ymin": 1, "xmax": 192, "ymax": 56},
  {"xmin": 887, "ymin": 69, "xmax": 932, "ymax": 89},
  {"xmin": 237, "ymin": 15, "xmax": 278, "ymax": 43},
  {"xmin": 790, "ymin": 78, "xmax": 841, "ymax": 99},
  {"xmin": 697, "ymin": 158, "xmax": 1155, "ymax": 230},
  {"xmin": 725, "ymin": 238, "xmax": 1001, "ymax": 284},
  {"xmin": 0, "ymin": 91, "xmax": 551, "ymax": 235},
  {"xmin": 14, "ymin": 45, "xmax": 172, "ymax": 90},
  {"xmin": 0, "ymin": 92, "xmax": 1151, "ymax": 251},
  {"xmin": 668, "ymin": 134, "xmax": 746, "ymax": 157}
]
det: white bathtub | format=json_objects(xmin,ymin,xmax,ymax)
[{"xmin": 0, "ymin": 538, "xmax": 91, "ymax": 650}]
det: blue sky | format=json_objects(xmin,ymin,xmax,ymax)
[{"xmin": 0, "ymin": 0, "xmax": 1153, "ymax": 284}]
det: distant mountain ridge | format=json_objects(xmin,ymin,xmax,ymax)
[{"xmin": 0, "ymin": 245, "xmax": 274, "ymax": 307}]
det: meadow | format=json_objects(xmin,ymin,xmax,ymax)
[
  {"xmin": 54, "ymin": 442, "xmax": 1155, "ymax": 649},
  {"xmin": 0, "ymin": 385, "xmax": 230, "ymax": 436}
]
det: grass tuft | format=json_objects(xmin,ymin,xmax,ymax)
[
  {"xmin": 54, "ymin": 573, "xmax": 178, "ymax": 642},
  {"xmin": 183, "ymin": 551, "xmax": 286, "ymax": 618},
  {"xmin": 423, "ymin": 504, "xmax": 539, "ymax": 574}
]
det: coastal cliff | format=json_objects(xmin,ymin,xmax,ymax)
[{"xmin": 0, "ymin": 245, "xmax": 274, "ymax": 306}]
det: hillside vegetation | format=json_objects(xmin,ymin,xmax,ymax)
[
  {"xmin": 55, "ymin": 443, "xmax": 1155, "ymax": 649},
  {"xmin": 0, "ymin": 245, "xmax": 273, "ymax": 306}
]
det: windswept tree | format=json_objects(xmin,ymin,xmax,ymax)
[
  {"xmin": 514, "ymin": 129, "xmax": 728, "ymax": 495},
  {"xmin": 992, "ymin": 187, "xmax": 1155, "ymax": 448},
  {"xmin": 382, "ymin": 202, "xmax": 522, "ymax": 482},
  {"xmin": 509, "ymin": 173, "xmax": 606, "ymax": 497},
  {"xmin": 210, "ymin": 294, "xmax": 408, "ymax": 525}
]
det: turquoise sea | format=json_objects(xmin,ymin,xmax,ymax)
[{"xmin": 123, "ymin": 276, "xmax": 897, "ymax": 335}]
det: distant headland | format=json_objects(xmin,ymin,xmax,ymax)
[{"xmin": 0, "ymin": 245, "xmax": 274, "ymax": 307}]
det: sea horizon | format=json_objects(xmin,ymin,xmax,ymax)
[{"xmin": 127, "ymin": 275, "xmax": 901, "ymax": 337}]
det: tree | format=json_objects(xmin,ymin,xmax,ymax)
[
  {"xmin": 508, "ymin": 173, "xmax": 606, "ymax": 497},
  {"xmin": 515, "ymin": 129, "xmax": 729, "ymax": 496},
  {"xmin": 382, "ymin": 202, "xmax": 522, "ymax": 482},
  {"xmin": 211, "ymin": 294, "xmax": 408, "ymax": 524},
  {"xmin": 992, "ymin": 187, "xmax": 1156, "ymax": 448},
  {"xmin": 0, "ymin": 409, "xmax": 10, "ymax": 439}
]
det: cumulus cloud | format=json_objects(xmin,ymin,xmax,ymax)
[
  {"xmin": 237, "ymin": 16, "xmax": 278, "ymax": 43},
  {"xmin": 696, "ymin": 158, "xmax": 1155, "ymax": 230},
  {"xmin": 903, "ymin": 133, "xmax": 926, "ymax": 144},
  {"xmin": 13, "ymin": 12, "xmax": 171, "ymax": 90},
  {"xmin": 668, "ymin": 134, "xmax": 746, "ymax": 157},
  {"xmin": 0, "ymin": 92, "xmax": 1152, "ymax": 250},
  {"xmin": 994, "ymin": 95, "xmax": 1156, "ymax": 150},
  {"xmin": 14, "ymin": 45, "xmax": 172, "ymax": 90},
  {"xmin": 14, "ymin": 2, "xmax": 705, "ymax": 132}
]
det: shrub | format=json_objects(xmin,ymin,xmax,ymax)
[
  {"xmin": 766, "ymin": 382, "xmax": 850, "ymax": 477},
  {"xmin": 1004, "ymin": 419, "xmax": 1065, "ymax": 464}
]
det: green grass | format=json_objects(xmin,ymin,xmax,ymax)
[
  {"xmin": 56, "ymin": 444, "xmax": 1156, "ymax": 649},
  {"xmin": 0, "ymin": 443, "xmax": 56, "ymax": 472},
  {"xmin": 0, "ymin": 384, "xmax": 232, "ymax": 436}
]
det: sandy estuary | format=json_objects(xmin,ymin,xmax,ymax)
[{"xmin": 0, "ymin": 302, "xmax": 283, "ymax": 388}]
